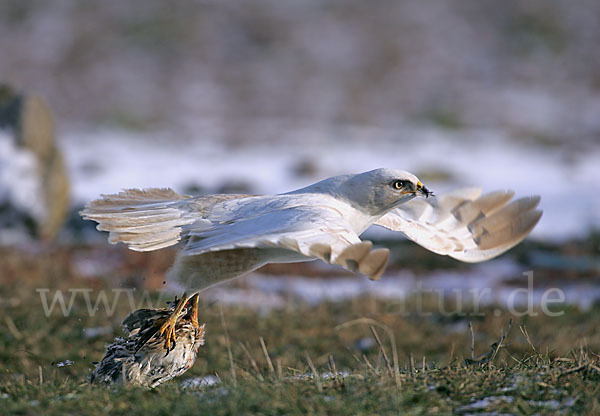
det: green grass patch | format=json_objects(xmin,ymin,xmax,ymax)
[{"xmin": 1, "ymin": 247, "xmax": 599, "ymax": 414}]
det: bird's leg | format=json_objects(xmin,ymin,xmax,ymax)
[
  {"xmin": 189, "ymin": 293, "xmax": 201, "ymax": 330},
  {"xmin": 157, "ymin": 292, "xmax": 191, "ymax": 352}
]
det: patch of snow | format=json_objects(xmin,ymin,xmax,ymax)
[
  {"xmin": 287, "ymin": 371, "xmax": 349, "ymax": 381},
  {"xmin": 354, "ymin": 337, "xmax": 376, "ymax": 351},
  {"xmin": 59, "ymin": 122, "xmax": 600, "ymax": 241},
  {"xmin": 0, "ymin": 131, "xmax": 44, "ymax": 219},
  {"xmin": 83, "ymin": 326, "xmax": 113, "ymax": 339},
  {"xmin": 72, "ymin": 250, "xmax": 124, "ymax": 278},
  {"xmin": 181, "ymin": 375, "xmax": 220, "ymax": 389},
  {"xmin": 195, "ymin": 261, "xmax": 600, "ymax": 312},
  {"xmin": 55, "ymin": 360, "xmax": 74, "ymax": 367},
  {"xmin": 455, "ymin": 395, "xmax": 514, "ymax": 412},
  {"xmin": 201, "ymin": 287, "xmax": 286, "ymax": 312},
  {"xmin": 527, "ymin": 399, "xmax": 561, "ymax": 410}
]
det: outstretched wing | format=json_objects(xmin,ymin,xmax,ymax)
[
  {"xmin": 81, "ymin": 190, "xmax": 389, "ymax": 280},
  {"xmin": 182, "ymin": 204, "xmax": 389, "ymax": 280},
  {"xmin": 80, "ymin": 189, "xmax": 247, "ymax": 251},
  {"xmin": 374, "ymin": 188, "xmax": 542, "ymax": 262}
]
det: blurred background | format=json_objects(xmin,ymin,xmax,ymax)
[
  {"xmin": 0, "ymin": 0, "xmax": 599, "ymax": 306},
  {"xmin": 2, "ymin": 3, "xmax": 600, "ymax": 406}
]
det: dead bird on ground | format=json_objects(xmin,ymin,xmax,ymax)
[{"xmin": 90, "ymin": 293, "xmax": 205, "ymax": 388}]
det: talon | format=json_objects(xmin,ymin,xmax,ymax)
[
  {"xmin": 157, "ymin": 315, "xmax": 178, "ymax": 351},
  {"xmin": 154, "ymin": 292, "xmax": 191, "ymax": 355}
]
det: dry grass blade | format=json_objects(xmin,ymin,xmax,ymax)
[
  {"xmin": 335, "ymin": 318, "xmax": 401, "ymax": 388},
  {"xmin": 259, "ymin": 336, "xmax": 275, "ymax": 378},
  {"xmin": 520, "ymin": 325, "xmax": 537, "ymax": 353},
  {"xmin": 305, "ymin": 352, "xmax": 323, "ymax": 393},
  {"xmin": 276, "ymin": 359, "xmax": 283, "ymax": 380},
  {"xmin": 490, "ymin": 319, "xmax": 513, "ymax": 362},
  {"xmin": 328, "ymin": 354, "xmax": 336, "ymax": 374},
  {"xmin": 558, "ymin": 364, "xmax": 589, "ymax": 378},
  {"xmin": 328, "ymin": 354, "xmax": 344, "ymax": 387},
  {"xmin": 465, "ymin": 319, "xmax": 512, "ymax": 366},
  {"xmin": 362, "ymin": 354, "xmax": 378, "ymax": 375},
  {"xmin": 219, "ymin": 303, "xmax": 237, "ymax": 386},
  {"xmin": 468, "ymin": 321, "xmax": 475, "ymax": 361},
  {"xmin": 5, "ymin": 316, "xmax": 23, "ymax": 340},
  {"xmin": 239, "ymin": 342, "xmax": 264, "ymax": 381},
  {"xmin": 370, "ymin": 325, "xmax": 393, "ymax": 378}
]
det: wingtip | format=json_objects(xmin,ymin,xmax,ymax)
[{"xmin": 531, "ymin": 208, "xmax": 543, "ymax": 225}]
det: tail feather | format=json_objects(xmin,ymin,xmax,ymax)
[{"xmin": 80, "ymin": 188, "xmax": 200, "ymax": 252}]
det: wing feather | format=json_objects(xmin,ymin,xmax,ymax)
[
  {"xmin": 82, "ymin": 191, "xmax": 389, "ymax": 280},
  {"xmin": 80, "ymin": 188, "xmax": 211, "ymax": 252},
  {"xmin": 182, "ymin": 206, "xmax": 388, "ymax": 280},
  {"xmin": 375, "ymin": 189, "xmax": 541, "ymax": 262}
]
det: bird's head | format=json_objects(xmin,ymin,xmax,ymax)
[{"xmin": 338, "ymin": 168, "xmax": 433, "ymax": 215}]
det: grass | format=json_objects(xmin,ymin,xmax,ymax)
[{"xmin": 1, "ymin": 245, "xmax": 599, "ymax": 415}]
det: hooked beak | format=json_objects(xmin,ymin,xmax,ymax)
[
  {"xmin": 401, "ymin": 181, "xmax": 434, "ymax": 198},
  {"xmin": 416, "ymin": 181, "xmax": 434, "ymax": 198}
]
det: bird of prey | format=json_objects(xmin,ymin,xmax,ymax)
[
  {"xmin": 90, "ymin": 294, "xmax": 205, "ymax": 388},
  {"xmin": 81, "ymin": 168, "xmax": 541, "ymax": 349}
]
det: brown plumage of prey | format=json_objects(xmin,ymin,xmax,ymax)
[
  {"xmin": 90, "ymin": 294, "xmax": 205, "ymax": 388},
  {"xmin": 81, "ymin": 168, "xmax": 541, "ymax": 350}
]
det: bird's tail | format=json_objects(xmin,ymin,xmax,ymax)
[{"xmin": 80, "ymin": 188, "xmax": 199, "ymax": 251}]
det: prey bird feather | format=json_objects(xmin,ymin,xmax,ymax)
[{"xmin": 90, "ymin": 294, "xmax": 205, "ymax": 388}]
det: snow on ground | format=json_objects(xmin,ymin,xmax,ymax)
[
  {"xmin": 0, "ymin": 131, "xmax": 44, "ymax": 219},
  {"xmin": 60, "ymin": 120, "xmax": 600, "ymax": 241},
  {"xmin": 200, "ymin": 262, "xmax": 600, "ymax": 312}
]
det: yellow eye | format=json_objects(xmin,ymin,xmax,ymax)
[{"xmin": 392, "ymin": 180, "xmax": 405, "ymax": 190}]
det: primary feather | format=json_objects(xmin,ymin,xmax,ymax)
[{"xmin": 375, "ymin": 188, "xmax": 542, "ymax": 262}]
